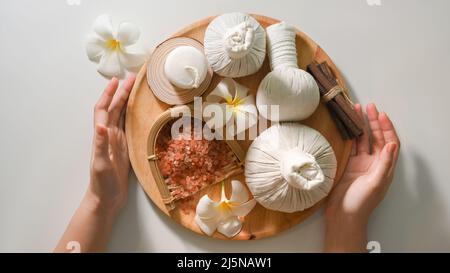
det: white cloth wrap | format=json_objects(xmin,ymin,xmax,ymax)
[
  {"xmin": 204, "ymin": 12, "xmax": 266, "ymax": 78},
  {"xmin": 256, "ymin": 22, "xmax": 320, "ymax": 122},
  {"xmin": 266, "ymin": 22, "xmax": 298, "ymax": 70},
  {"xmin": 245, "ymin": 123, "xmax": 337, "ymax": 213}
]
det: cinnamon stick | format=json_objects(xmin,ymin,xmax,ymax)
[
  {"xmin": 307, "ymin": 61, "xmax": 363, "ymax": 138},
  {"xmin": 316, "ymin": 61, "xmax": 364, "ymax": 132},
  {"xmin": 315, "ymin": 76, "xmax": 352, "ymax": 139},
  {"xmin": 317, "ymin": 62, "xmax": 362, "ymax": 137},
  {"xmin": 318, "ymin": 62, "xmax": 336, "ymax": 83},
  {"xmin": 316, "ymin": 62, "xmax": 355, "ymax": 138}
]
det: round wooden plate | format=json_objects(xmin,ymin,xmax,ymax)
[{"xmin": 125, "ymin": 14, "xmax": 353, "ymax": 240}]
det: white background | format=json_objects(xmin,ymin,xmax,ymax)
[{"xmin": 1, "ymin": 0, "xmax": 449, "ymax": 252}]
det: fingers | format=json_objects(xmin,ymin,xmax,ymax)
[
  {"xmin": 371, "ymin": 142, "xmax": 396, "ymax": 185},
  {"xmin": 379, "ymin": 112, "xmax": 401, "ymax": 177},
  {"xmin": 387, "ymin": 145, "xmax": 399, "ymax": 179},
  {"xmin": 94, "ymin": 124, "xmax": 111, "ymax": 162},
  {"xmin": 108, "ymin": 126, "xmax": 129, "ymax": 167},
  {"xmin": 354, "ymin": 103, "xmax": 370, "ymax": 154},
  {"xmin": 94, "ymin": 77, "xmax": 119, "ymax": 126},
  {"xmin": 108, "ymin": 75, "xmax": 136, "ymax": 127},
  {"xmin": 379, "ymin": 112, "xmax": 400, "ymax": 146},
  {"xmin": 119, "ymin": 107, "xmax": 126, "ymax": 130},
  {"xmin": 366, "ymin": 103, "xmax": 385, "ymax": 153}
]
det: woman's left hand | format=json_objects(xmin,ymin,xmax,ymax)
[{"xmin": 87, "ymin": 75, "xmax": 136, "ymax": 215}]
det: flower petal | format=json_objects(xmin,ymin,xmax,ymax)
[
  {"xmin": 117, "ymin": 22, "xmax": 140, "ymax": 46},
  {"xmin": 233, "ymin": 80, "xmax": 249, "ymax": 101},
  {"xmin": 217, "ymin": 216, "xmax": 242, "ymax": 238},
  {"xmin": 229, "ymin": 180, "xmax": 249, "ymax": 204},
  {"xmin": 118, "ymin": 50, "xmax": 145, "ymax": 69},
  {"xmin": 234, "ymin": 95, "xmax": 258, "ymax": 135},
  {"xmin": 206, "ymin": 79, "xmax": 233, "ymax": 103},
  {"xmin": 235, "ymin": 95, "xmax": 258, "ymax": 116},
  {"xmin": 86, "ymin": 35, "xmax": 106, "ymax": 63},
  {"xmin": 195, "ymin": 195, "xmax": 221, "ymax": 236},
  {"xmin": 93, "ymin": 14, "xmax": 114, "ymax": 40},
  {"xmin": 229, "ymin": 199, "xmax": 256, "ymax": 217},
  {"xmin": 196, "ymin": 194, "xmax": 219, "ymax": 219},
  {"xmin": 97, "ymin": 50, "xmax": 122, "ymax": 77},
  {"xmin": 195, "ymin": 215, "xmax": 220, "ymax": 236},
  {"xmin": 234, "ymin": 111, "xmax": 257, "ymax": 135},
  {"xmin": 203, "ymin": 102, "xmax": 233, "ymax": 129}
]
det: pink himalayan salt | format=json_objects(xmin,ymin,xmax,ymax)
[{"xmin": 156, "ymin": 120, "xmax": 235, "ymax": 200}]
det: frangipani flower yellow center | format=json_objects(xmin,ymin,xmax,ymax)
[
  {"xmin": 195, "ymin": 180, "xmax": 256, "ymax": 238},
  {"xmin": 218, "ymin": 201, "xmax": 232, "ymax": 213},
  {"xmin": 217, "ymin": 182, "xmax": 241, "ymax": 213},
  {"xmin": 203, "ymin": 78, "xmax": 258, "ymax": 136},
  {"xmin": 105, "ymin": 39, "xmax": 122, "ymax": 51},
  {"xmin": 226, "ymin": 96, "xmax": 245, "ymax": 111}
]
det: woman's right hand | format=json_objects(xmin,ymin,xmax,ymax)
[{"xmin": 324, "ymin": 103, "xmax": 400, "ymax": 252}]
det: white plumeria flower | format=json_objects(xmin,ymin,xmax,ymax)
[
  {"xmin": 86, "ymin": 14, "xmax": 145, "ymax": 77},
  {"xmin": 195, "ymin": 180, "xmax": 256, "ymax": 238},
  {"xmin": 203, "ymin": 78, "xmax": 258, "ymax": 136}
]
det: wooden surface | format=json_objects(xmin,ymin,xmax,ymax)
[{"xmin": 125, "ymin": 14, "xmax": 353, "ymax": 240}]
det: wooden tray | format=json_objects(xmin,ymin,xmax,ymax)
[{"xmin": 125, "ymin": 14, "xmax": 353, "ymax": 240}]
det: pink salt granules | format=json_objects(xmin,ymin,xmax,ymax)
[{"xmin": 156, "ymin": 120, "xmax": 236, "ymax": 200}]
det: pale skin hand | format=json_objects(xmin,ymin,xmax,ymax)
[
  {"xmin": 55, "ymin": 75, "xmax": 136, "ymax": 253},
  {"xmin": 324, "ymin": 103, "xmax": 400, "ymax": 252},
  {"xmin": 55, "ymin": 82, "xmax": 398, "ymax": 253}
]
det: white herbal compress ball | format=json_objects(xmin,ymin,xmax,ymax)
[
  {"xmin": 256, "ymin": 22, "xmax": 320, "ymax": 121},
  {"xmin": 204, "ymin": 12, "xmax": 266, "ymax": 78},
  {"xmin": 245, "ymin": 123, "xmax": 337, "ymax": 213},
  {"xmin": 164, "ymin": 46, "xmax": 208, "ymax": 89}
]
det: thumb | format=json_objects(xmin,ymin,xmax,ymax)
[
  {"xmin": 94, "ymin": 124, "xmax": 110, "ymax": 160},
  {"xmin": 372, "ymin": 143, "xmax": 396, "ymax": 182}
]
